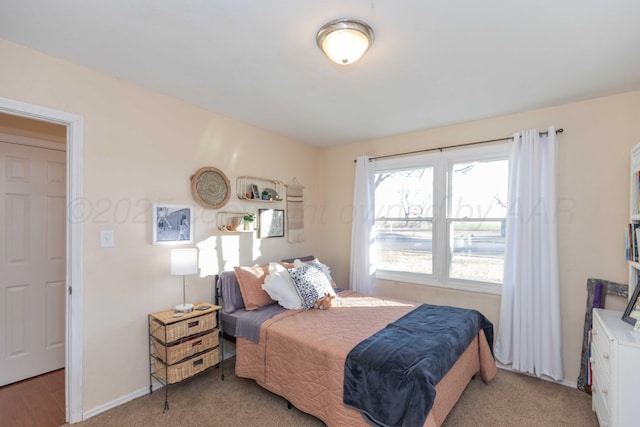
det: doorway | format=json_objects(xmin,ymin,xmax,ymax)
[
  {"xmin": 0, "ymin": 97, "xmax": 84, "ymax": 423},
  {"xmin": 0, "ymin": 115, "xmax": 67, "ymax": 387}
]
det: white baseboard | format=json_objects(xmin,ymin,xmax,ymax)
[
  {"xmin": 82, "ymin": 381, "xmax": 162, "ymax": 421},
  {"xmin": 82, "ymin": 351, "xmax": 234, "ymax": 422},
  {"xmin": 496, "ymin": 362, "xmax": 577, "ymax": 388}
]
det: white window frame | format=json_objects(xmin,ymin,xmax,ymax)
[{"xmin": 374, "ymin": 143, "xmax": 510, "ymax": 295}]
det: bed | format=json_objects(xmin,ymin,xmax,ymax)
[{"xmin": 217, "ymin": 259, "xmax": 496, "ymax": 427}]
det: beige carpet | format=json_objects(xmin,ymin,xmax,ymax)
[
  {"xmin": 442, "ymin": 368, "xmax": 598, "ymax": 427},
  {"xmin": 66, "ymin": 358, "xmax": 598, "ymax": 427}
]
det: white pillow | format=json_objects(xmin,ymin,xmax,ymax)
[{"xmin": 262, "ymin": 262, "xmax": 303, "ymax": 310}]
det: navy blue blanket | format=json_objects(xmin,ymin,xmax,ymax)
[{"xmin": 343, "ymin": 304, "xmax": 493, "ymax": 427}]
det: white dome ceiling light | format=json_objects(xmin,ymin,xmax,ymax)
[{"xmin": 316, "ymin": 18, "xmax": 375, "ymax": 65}]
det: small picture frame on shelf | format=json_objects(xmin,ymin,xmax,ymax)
[
  {"xmin": 153, "ymin": 203, "xmax": 194, "ymax": 245},
  {"xmin": 258, "ymin": 209, "xmax": 284, "ymax": 238},
  {"xmin": 251, "ymin": 184, "xmax": 260, "ymax": 200},
  {"xmin": 622, "ymin": 281, "xmax": 640, "ymax": 326}
]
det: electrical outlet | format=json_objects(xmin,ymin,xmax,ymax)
[{"xmin": 100, "ymin": 230, "xmax": 115, "ymax": 248}]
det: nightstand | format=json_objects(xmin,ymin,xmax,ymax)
[
  {"xmin": 149, "ymin": 302, "xmax": 222, "ymax": 410},
  {"xmin": 591, "ymin": 308, "xmax": 640, "ymax": 427}
]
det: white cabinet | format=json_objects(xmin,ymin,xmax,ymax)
[{"xmin": 591, "ymin": 308, "xmax": 640, "ymax": 427}]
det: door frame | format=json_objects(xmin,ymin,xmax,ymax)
[{"xmin": 0, "ymin": 97, "xmax": 84, "ymax": 423}]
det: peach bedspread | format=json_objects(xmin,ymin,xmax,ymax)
[{"xmin": 235, "ymin": 291, "xmax": 496, "ymax": 427}]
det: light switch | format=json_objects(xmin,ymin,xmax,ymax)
[{"xmin": 100, "ymin": 230, "xmax": 115, "ymax": 248}]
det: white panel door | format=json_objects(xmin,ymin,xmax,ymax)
[{"xmin": 0, "ymin": 141, "xmax": 66, "ymax": 386}]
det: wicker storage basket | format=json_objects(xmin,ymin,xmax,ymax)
[
  {"xmin": 153, "ymin": 330, "xmax": 219, "ymax": 365},
  {"xmin": 151, "ymin": 311, "xmax": 217, "ymax": 344},
  {"xmin": 154, "ymin": 348, "xmax": 220, "ymax": 384}
]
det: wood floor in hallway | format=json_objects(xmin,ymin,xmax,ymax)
[{"xmin": 0, "ymin": 369, "xmax": 65, "ymax": 427}]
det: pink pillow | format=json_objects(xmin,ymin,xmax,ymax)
[{"xmin": 233, "ymin": 265, "xmax": 275, "ymax": 310}]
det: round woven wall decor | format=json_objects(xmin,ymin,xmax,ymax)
[{"xmin": 190, "ymin": 167, "xmax": 231, "ymax": 209}]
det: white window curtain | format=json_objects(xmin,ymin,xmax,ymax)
[
  {"xmin": 494, "ymin": 126, "xmax": 563, "ymax": 380},
  {"xmin": 349, "ymin": 156, "xmax": 376, "ymax": 294}
]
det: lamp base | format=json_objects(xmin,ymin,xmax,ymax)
[{"xmin": 174, "ymin": 303, "xmax": 194, "ymax": 314}]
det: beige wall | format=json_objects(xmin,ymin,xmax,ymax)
[
  {"xmin": 320, "ymin": 90, "xmax": 640, "ymax": 384},
  {"xmin": 0, "ymin": 39, "xmax": 324, "ymax": 413},
  {"xmin": 2, "ymin": 35, "xmax": 639, "ymax": 414}
]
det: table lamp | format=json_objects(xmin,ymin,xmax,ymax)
[{"xmin": 170, "ymin": 247, "xmax": 198, "ymax": 315}]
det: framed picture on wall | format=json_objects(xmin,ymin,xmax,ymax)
[
  {"xmin": 258, "ymin": 209, "xmax": 284, "ymax": 239},
  {"xmin": 152, "ymin": 203, "xmax": 194, "ymax": 245}
]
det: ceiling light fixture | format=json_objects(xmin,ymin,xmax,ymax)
[{"xmin": 316, "ymin": 18, "xmax": 374, "ymax": 65}]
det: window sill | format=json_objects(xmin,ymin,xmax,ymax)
[{"xmin": 375, "ymin": 270, "xmax": 502, "ymax": 295}]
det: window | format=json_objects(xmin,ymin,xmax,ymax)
[{"xmin": 374, "ymin": 144, "xmax": 509, "ymax": 294}]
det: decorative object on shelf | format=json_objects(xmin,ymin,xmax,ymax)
[
  {"xmin": 243, "ymin": 213, "xmax": 256, "ymax": 231},
  {"xmin": 263, "ymin": 187, "xmax": 278, "ymax": 200},
  {"xmin": 153, "ymin": 204, "xmax": 194, "ymax": 245},
  {"xmin": 622, "ymin": 278, "xmax": 640, "ymax": 325},
  {"xmin": 232, "ymin": 216, "xmax": 243, "ymax": 230},
  {"xmin": 261, "ymin": 190, "xmax": 270, "ymax": 200},
  {"xmin": 316, "ymin": 18, "xmax": 374, "ymax": 65},
  {"xmin": 170, "ymin": 247, "xmax": 198, "ymax": 315},
  {"xmin": 251, "ymin": 184, "xmax": 259, "ymax": 200},
  {"xmin": 190, "ymin": 166, "xmax": 230, "ymax": 209},
  {"xmin": 258, "ymin": 208, "xmax": 284, "ymax": 238},
  {"xmin": 286, "ymin": 178, "xmax": 305, "ymax": 243}
]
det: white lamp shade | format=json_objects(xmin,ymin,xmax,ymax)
[
  {"xmin": 170, "ymin": 248, "xmax": 198, "ymax": 275},
  {"xmin": 321, "ymin": 29, "xmax": 370, "ymax": 64}
]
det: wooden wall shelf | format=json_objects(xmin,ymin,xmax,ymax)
[
  {"xmin": 236, "ymin": 176, "xmax": 284, "ymax": 202},
  {"xmin": 217, "ymin": 211, "xmax": 255, "ymax": 232}
]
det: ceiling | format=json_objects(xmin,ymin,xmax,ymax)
[{"xmin": 1, "ymin": 1, "xmax": 639, "ymax": 147}]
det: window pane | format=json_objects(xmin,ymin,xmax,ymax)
[
  {"xmin": 375, "ymin": 220, "xmax": 432, "ymax": 274},
  {"xmin": 449, "ymin": 221, "xmax": 505, "ymax": 283},
  {"xmin": 450, "ymin": 160, "xmax": 508, "ymax": 218},
  {"xmin": 375, "ymin": 168, "xmax": 433, "ymax": 219}
]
